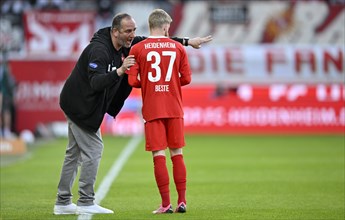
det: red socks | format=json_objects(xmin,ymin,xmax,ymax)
[
  {"xmin": 153, "ymin": 154, "xmax": 187, "ymax": 207},
  {"xmin": 171, "ymin": 154, "xmax": 187, "ymax": 205},
  {"xmin": 153, "ymin": 155, "xmax": 170, "ymax": 207}
]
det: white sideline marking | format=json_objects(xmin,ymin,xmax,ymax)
[{"xmin": 77, "ymin": 135, "xmax": 142, "ymax": 220}]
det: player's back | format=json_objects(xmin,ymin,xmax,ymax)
[{"xmin": 133, "ymin": 36, "xmax": 191, "ymax": 121}]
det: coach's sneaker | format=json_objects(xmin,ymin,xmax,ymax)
[
  {"xmin": 76, "ymin": 204, "xmax": 114, "ymax": 214},
  {"xmin": 53, "ymin": 203, "xmax": 77, "ymax": 215},
  {"xmin": 175, "ymin": 202, "xmax": 187, "ymax": 213},
  {"xmin": 152, "ymin": 204, "xmax": 173, "ymax": 214}
]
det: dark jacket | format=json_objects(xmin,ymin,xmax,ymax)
[{"xmin": 59, "ymin": 27, "xmax": 145, "ymax": 132}]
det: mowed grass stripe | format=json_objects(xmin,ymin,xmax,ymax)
[{"xmin": 1, "ymin": 135, "xmax": 344, "ymax": 220}]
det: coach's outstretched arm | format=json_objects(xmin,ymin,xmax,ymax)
[{"xmin": 187, "ymin": 35, "xmax": 213, "ymax": 49}]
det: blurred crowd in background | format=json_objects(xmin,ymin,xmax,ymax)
[
  {"xmin": 1, "ymin": 0, "xmax": 344, "ymax": 52},
  {"xmin": 3, "ymin": 0, "xmax": 177, "ymax": 52}
]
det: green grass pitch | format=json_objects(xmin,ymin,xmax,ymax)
[{"xmin": 0, "ymin": 134, "xmax": 344, "ymax": 220}]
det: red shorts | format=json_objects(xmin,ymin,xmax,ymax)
[{"xmin": 144, "ymin": 118, "xmax": 185, "ymax": 151}]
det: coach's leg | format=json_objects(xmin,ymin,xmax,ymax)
[
  {"xmin": 56, "ymin": 118, "xmax": 81, "ymax": 205},
  {"xmin": 69, "ymin": 124, "xmax": 103, "ymax": 206}
]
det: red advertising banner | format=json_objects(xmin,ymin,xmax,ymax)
[
  {"xmin": 23, "ymin": 11, "xmax": 95, "ymax": 56},
  {"xmin": 182, "ymin": 84, "xmax": 344, "ymax": 134},
  {"xmin": 101, "ymin": 84, "xmax": 344, "ymax": 135},
  {"xmin": 9, "ymin": 59, "xmax": 74, "ymax": 132}
]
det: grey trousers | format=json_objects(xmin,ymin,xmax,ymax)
[{"xmin": 55, "ymin": 117, "xmax": 103, "ymax": 206}]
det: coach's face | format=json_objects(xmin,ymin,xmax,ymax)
[{"xmin": 114, "ymin": 17, "xmax": 137, "ymax": 49}]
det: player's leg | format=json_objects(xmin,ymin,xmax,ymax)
[
  {"xmin": 152, "ymin": 148, "xmax": 169, "ymax": 204},
  {"xmin": 152, "ymin": 150, "xmax": 171, "ymax": 209},
  {"xmin": 145, "ymin": 119, "xmax": 173, "ymax": 214},
  {"xmin": 170, "ymin": 148, "xmax": 187, "ymax": 213},
  {"xmin": 167, "ymin": 118, "xmax": 187, "ymax": 213}
]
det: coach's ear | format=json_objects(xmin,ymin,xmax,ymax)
[{"xmin": 111, "ymin": 27, "xmax": 120, "ymax": 38}]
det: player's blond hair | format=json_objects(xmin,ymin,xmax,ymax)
[{"xmin": 148, "ymin": 9, "xmax": 172, "ymax": 30}]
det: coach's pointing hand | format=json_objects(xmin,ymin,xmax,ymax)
[{"xmin": 188, "ymin": 35, "xmax": 213, "ymax": 49}]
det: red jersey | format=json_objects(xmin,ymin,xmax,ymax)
[{"xmin": 127, "ymin": 36, "xmax": 191, "ymax": 122}]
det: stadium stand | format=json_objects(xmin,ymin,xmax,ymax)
[{"xmin": 1, "ymin": 0, "xmax": 344, "ymax": 54}]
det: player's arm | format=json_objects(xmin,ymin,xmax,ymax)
[
  {"xmin": 127, "ymin": 68, "xmax": 141, "ymax": 88},
  {"xmin": 179, "ymin": 48, "xmax": 192, "ymax": 86},
  {"xmin": 180, "ymin": 72, "xmax": 191, "ymax": 86},
  {"xmin": 126, "ymin": 54, "xmax": 141, "ymax": 88},
  {"xmin": 180, "ymin": 73, "xmax": 191, "ymax": 86}
]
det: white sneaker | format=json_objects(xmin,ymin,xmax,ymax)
[
  {"xmin": 53, "ymin": 203, "xmax": 77, "ymax": 215},
  {"xmin": 76, "ymin": 204, "xmax": 114, "ymax": 214}
]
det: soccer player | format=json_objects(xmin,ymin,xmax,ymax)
[{"xmin": 127, "ymin": 9, "xmax": 208, "ymax": 214}]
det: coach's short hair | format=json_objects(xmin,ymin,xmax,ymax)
[
  {"xmin": 148, "ymin": 9, "xmax": 172, "ymax": 30},
  {"xmin": 111, "ymin": 13, "xmax": 132, "ymax": 30}
]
